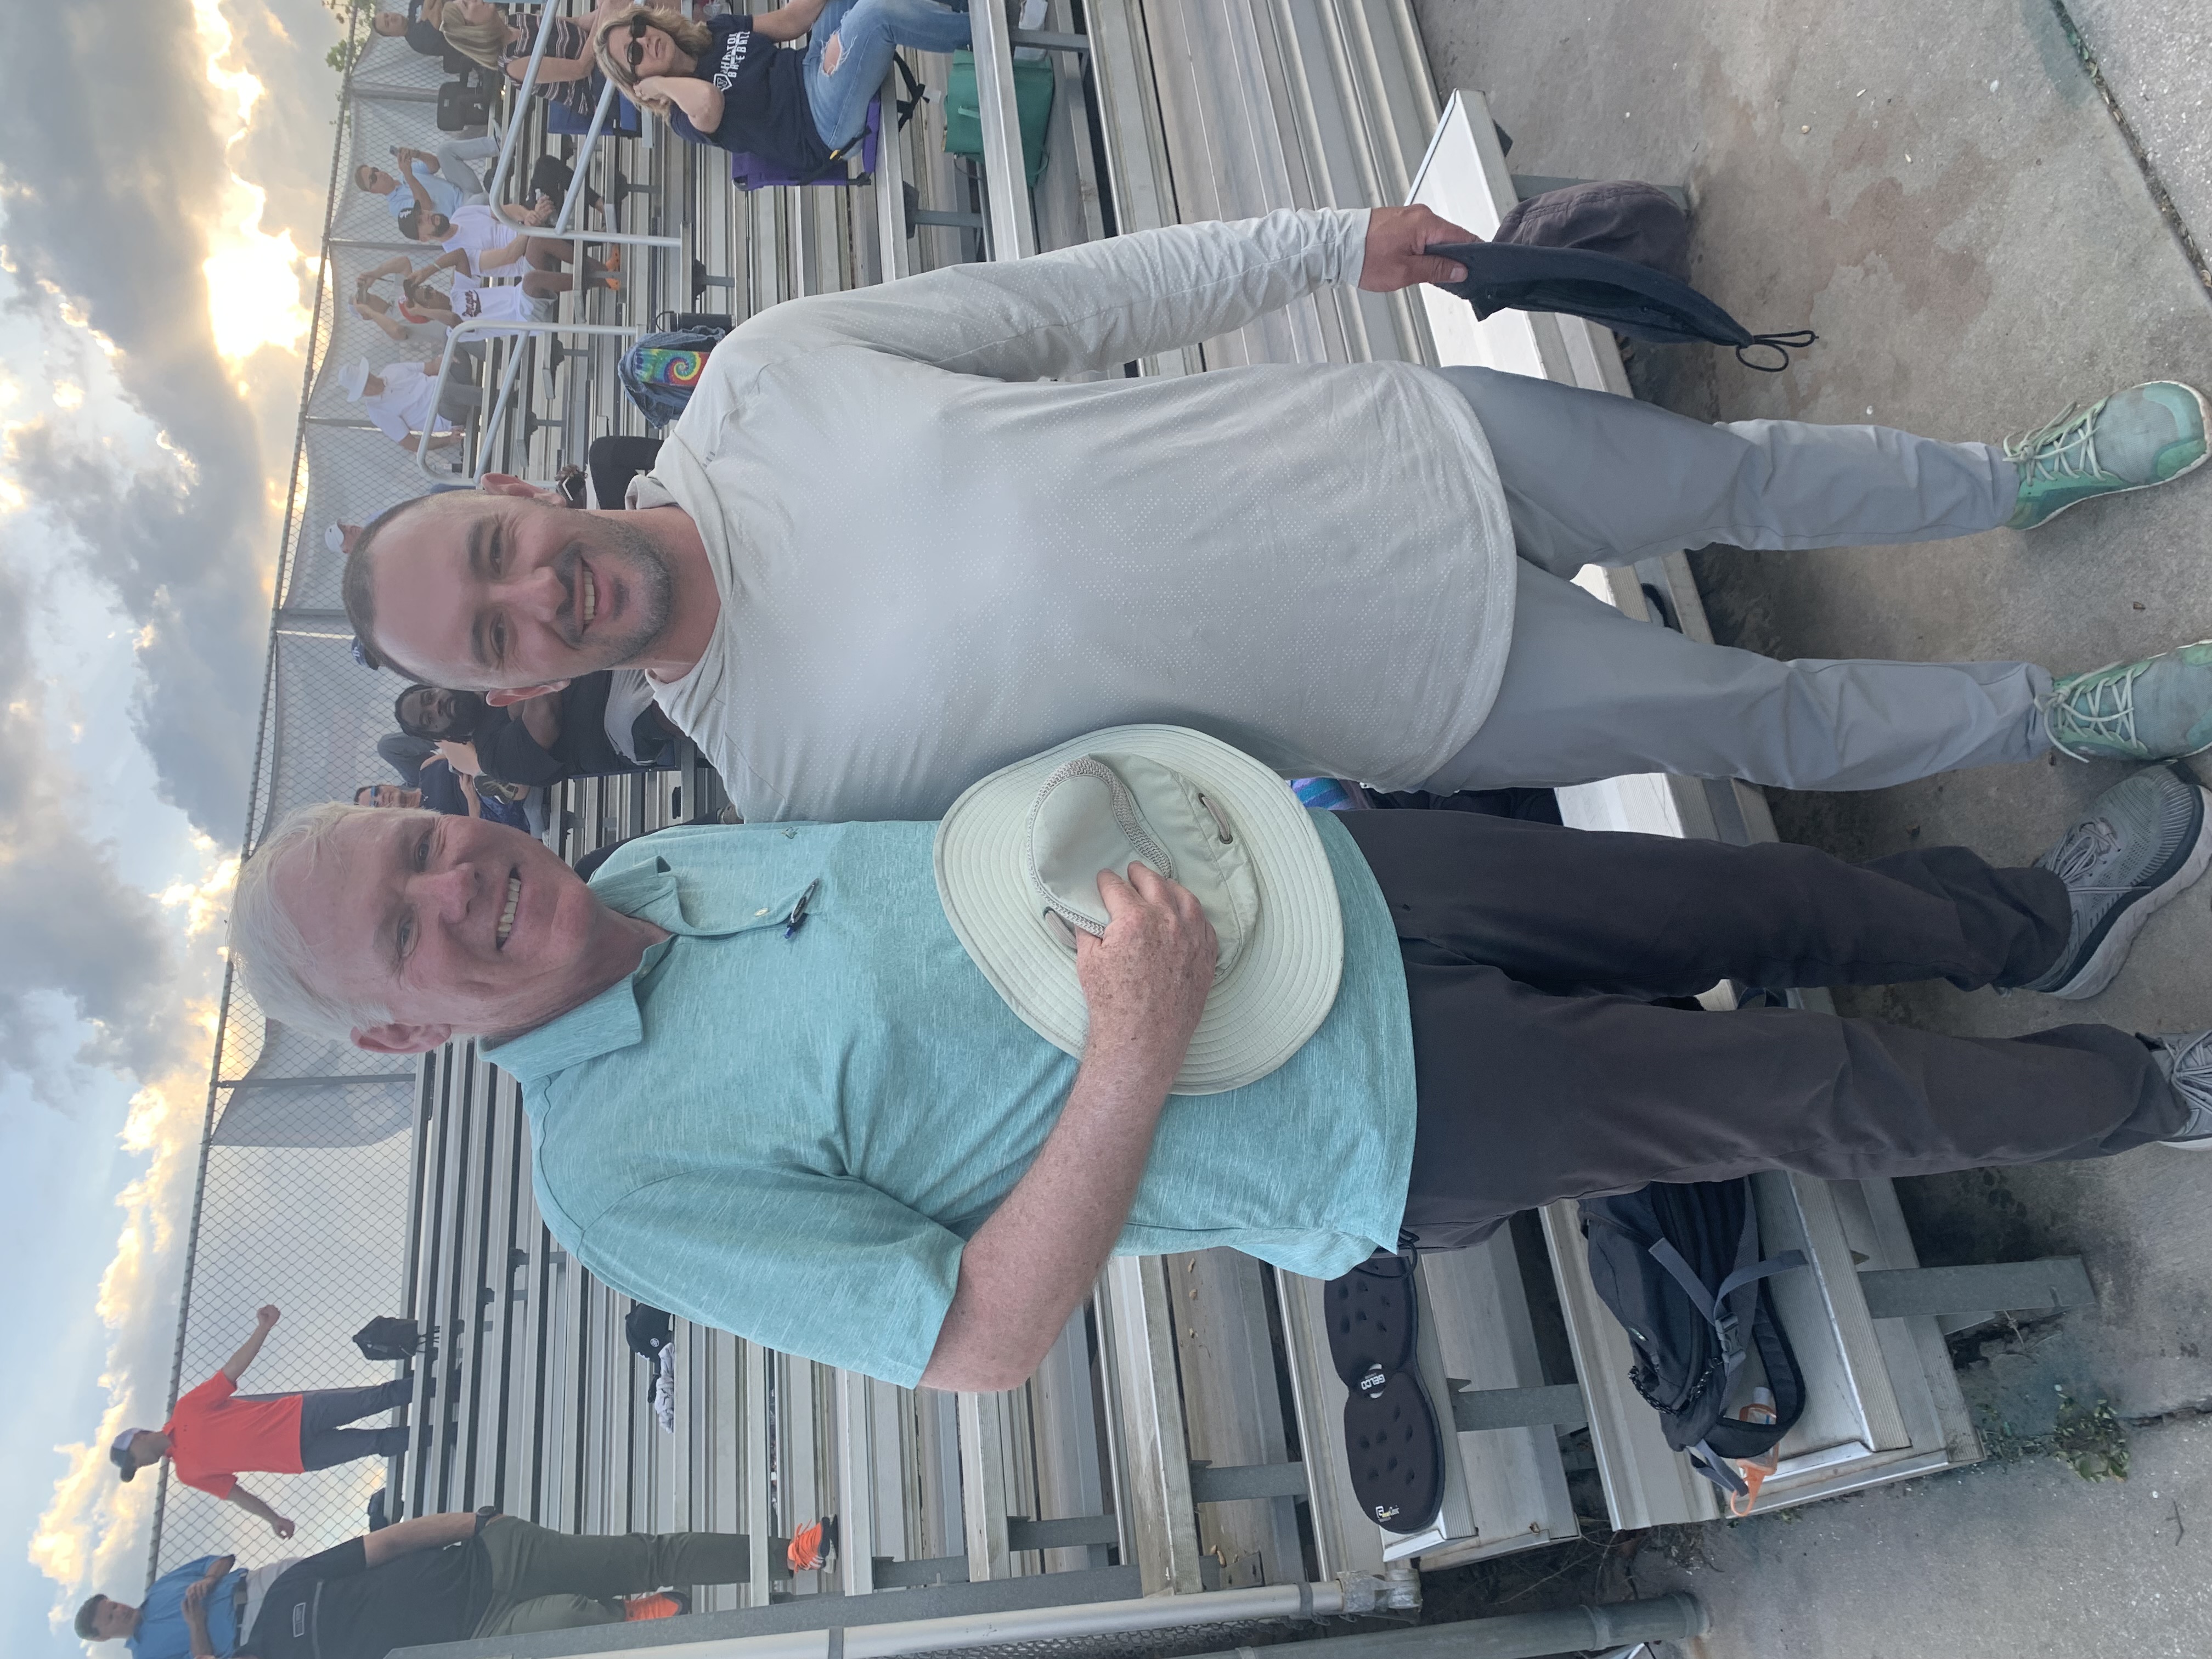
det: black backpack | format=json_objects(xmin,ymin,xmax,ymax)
[
  {"xmin": 1579, "ymin": 1180, "xmax": 1807, "ymax": 1498},
  {"xmin": 352, "ymin": 1316, "xmax": 422, "ymax": 1363},
  {"xmin": 624, "ymin": 1303, "xmax": 675, "ymax": 1362},
  {"xmin": 436, "ymin": 78, "xmax": 493, "ymax": 134}
]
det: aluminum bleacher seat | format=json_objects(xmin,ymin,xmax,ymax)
[
  {"xmin": 1407, "ymin": 88, "xmax": 2103, "ymax": 1531},
  {"xmin": 385, "ymin": 15, "xmax": 2087, "ymax": 1659}
]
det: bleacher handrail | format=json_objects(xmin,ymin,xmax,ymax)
[
  {"xmin": 411, "ymin": 317, "xmax": 646, "ymax": 486},
  {"xmin": 481, "ymin": 3, "xmax": 680, "ymax": 255}
]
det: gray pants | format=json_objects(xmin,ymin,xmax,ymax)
[
  {"xmin": 436, "ymin": 138, "xmax": 496, "ymax": 205},
  {"xmin": 1424, "ymin": 367, "xmax": 2051, "ymax": 794}
]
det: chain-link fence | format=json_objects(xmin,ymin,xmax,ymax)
[
  {"xmin": 147, "ymin": 0, "xmax": 883, "ymax": 1579},
  {"xmin": 144, "ymin": 19, "xmax": 563, "ymax": 1577}
]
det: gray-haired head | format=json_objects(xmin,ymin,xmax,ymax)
[{"xmin": 231, "ymin": 802, "xmax": 396, "ymax": 1042}]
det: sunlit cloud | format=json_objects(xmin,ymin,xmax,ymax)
[
  {"xmin": 158, "ymin": 854, "xmax": 239, "ymax": 940},
  {"xmin": 27, "ymin": 1044, "xmax": 217, "ymax": 1610},
  {"xmin": 50, "ymin": 381, "xmax": 82, "ymax": 411},
  {"xmin": 191, "ymin": 0, "xmax": 309, "ymax": 366}
]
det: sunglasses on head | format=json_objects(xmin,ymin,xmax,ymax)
[{"xmin": 624, "ymin": 15, "xmax": 652, "ymax": 70}]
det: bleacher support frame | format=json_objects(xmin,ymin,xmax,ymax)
[{"xmin": 234, "ymin": 9, "xmax": 2102, "ymax": 1657}]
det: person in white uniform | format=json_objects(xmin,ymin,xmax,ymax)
[
  {"xmin": 336, "ymin": 206, "xmax": 2212, "ymax": 819},
  {"xmin": 336, "ymin": 357, "xmax": 464, "ymax": 456}
]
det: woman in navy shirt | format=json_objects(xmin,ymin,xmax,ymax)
[{"xmin": 593, "ymin": 1, "xmax": 972, "ymax": 174}]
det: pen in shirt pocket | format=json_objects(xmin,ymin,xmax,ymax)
[{"xmin": 783, "ymin": 880, "xmax": 820, "ymax": 940}]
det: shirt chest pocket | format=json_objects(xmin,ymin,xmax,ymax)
[{"xmin": 718, "ymin": 876, "xmax": 821, "ymax": 941}]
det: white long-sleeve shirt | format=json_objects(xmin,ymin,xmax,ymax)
[{"xmin": 635, "ymin": 207, "xmax": 1516, "ymax": 822}]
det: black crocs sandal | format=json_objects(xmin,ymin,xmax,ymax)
[
  {"xmin": 1322, "ymin": 1252, "xmax": 1444, "ymax": 1534},
  {"xmin": 1324, "ymin": 1251, "xmax": 1419, "ymax": 1384}
]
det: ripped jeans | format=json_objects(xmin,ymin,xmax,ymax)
[{"xmin": 803, "ymin": 0, "xmax": 973, "ymax": 150}]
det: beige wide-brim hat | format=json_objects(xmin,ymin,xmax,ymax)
[{"xmin": 934, "ymin": 725, "xmax": 1344, "ymax": 1095}]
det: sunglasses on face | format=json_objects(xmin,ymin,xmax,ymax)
[{"xmin": 625, "ymin": 16, "xmax": 651, "ymax": 70}]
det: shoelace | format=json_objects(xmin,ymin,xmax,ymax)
[
  {"xmin": 2040, "ymin": 662, "xmax": 2149, "ymax": 761},
  {"xmin": 2039, "ymin": 815, "xmax": 2138, "ymax": 895},
  {"xmin": 2160, "ymin": 1032, "xmax": 2212, "ymax": 1118},
  {"xmin": 2004, "ymin": 397, "xmax": 2111, "ymax": 482}
]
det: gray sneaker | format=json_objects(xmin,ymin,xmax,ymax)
[
  {"xmin": 2024, "ymin": 764, "xmax": 2212, "ymax": 999},
  {"xmin": 2148, "ymin": 1032, "xmax": 2212, "ymax": 1148}
]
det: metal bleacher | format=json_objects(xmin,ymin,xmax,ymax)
[{"xmin": 371, "ymin": 8, "xmax": 2105, "ymax": 1657}]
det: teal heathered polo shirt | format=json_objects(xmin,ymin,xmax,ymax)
[{"xmin": 487, "ymin": 815, "xmax": 1416, "ymax": 1387}]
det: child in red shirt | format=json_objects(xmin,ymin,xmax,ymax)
[{"xmin": 110, "ymin": 1306, "xmax": 413, "ymax": 1538}]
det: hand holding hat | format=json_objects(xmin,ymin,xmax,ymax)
[
  {"xmin": 1071, "ymin": 862, "xmax": 1218, "ymax": 1080},
  {"xmin": 935, "ymin": 726, "xmax": 1345, "ymax": 1094}
]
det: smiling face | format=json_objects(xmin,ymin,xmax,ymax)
[
  {"xmin": 623, "ymin": 16, "xmax": 687, "ymax": 77},
  {"xmin": 362, "ymin": 493, "xmax": 676, "ymax": 692},
  {"xmin": 270, "ymin": 808, "xmax": 648, "ymax": 1048},
  {"xmin": 356, "ymin": 785, "xmax": 425, "ymax": 810}
]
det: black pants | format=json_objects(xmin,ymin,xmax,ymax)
[
  {"xmin": 1337, "ymin": 811, "xmax": 2187, "ymax": 1250},
  {"xmin": 241, "ymin": 1379, "xmax": 413, "ymax": 1470}
]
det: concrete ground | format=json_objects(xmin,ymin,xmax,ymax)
[{"xmin": 1407, "ymin": 0, "xmax": 2212, "ymax": 1650}]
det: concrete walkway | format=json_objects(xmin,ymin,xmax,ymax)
[{"xmin": 1408, "ymin": 0, "xmax": 2212, "ymax": 1650}]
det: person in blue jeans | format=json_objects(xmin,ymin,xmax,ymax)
[{"xmin": 593, "ymin": 0, "xmax": 975, "ymax": 174}]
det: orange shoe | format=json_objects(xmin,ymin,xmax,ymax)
[
  {"xmin": 787, "ymin": 1515, "xmax": 837, "ymax": 1573},
  {"xmin": 622, "ymin": 1592, "xmax": 689, "ymax": 1621},
  {"xmin": 1725, "ymin": 1390, "xmax": 1781, "ymax": 1518},
  {"xmin": 601, "ymin": 247, "xmax": 623, "ymax": 273}
]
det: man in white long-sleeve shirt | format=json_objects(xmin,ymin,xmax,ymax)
[{"xmin": 341, "ymin": 206, "xmax": 2212, "ymax": 821}]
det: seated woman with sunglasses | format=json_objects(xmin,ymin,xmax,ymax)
[{"xmin": 593, "ymin": 1, "xmax": 973, "ymax": 174}]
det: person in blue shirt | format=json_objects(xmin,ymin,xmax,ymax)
[
  {"xmin": 229, "ymin": 742, "xmax": 2212, "ymax": 1393},
  {"xmin": 76, "ymin": 1510, "xmax": 730, "ymax": 1654},
  {"xmin": 353, "ymin": 145, "xmax": 485, "ymax": 224},
  {"xmin": 358, "ymin": 760, "xmax": 535, "ymax": 833},
  {"xmin": 76, "ymin": 1552, "xmax": 246, "ymax": 1658},
  {"xmin": 593, "ymin": 1, "xmax": 973, "ymax": 175}
]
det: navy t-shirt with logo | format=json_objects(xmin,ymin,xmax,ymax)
[
  {"xmin": 236, "ymin": 1539, "xmax": 481, "ymax": 1659},
  {"xmin": 668, "ymin": 15, "xmax": 833, "ymax": 173}
]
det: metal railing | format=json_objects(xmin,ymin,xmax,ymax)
[{"xmin": 415, "ymin": 1, "xmax": 678, "ymax": 484}]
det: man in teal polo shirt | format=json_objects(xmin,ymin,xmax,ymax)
[{"xmin": 230, "ymin": 757, "xmax": 2212, "ymax": 1391}]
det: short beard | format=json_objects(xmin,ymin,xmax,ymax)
[{"xmin": 554, "ymin": 512, "xmax": 676, "ymax": 668}]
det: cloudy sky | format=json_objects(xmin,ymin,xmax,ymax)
[{"xmin": 0, "ymin": 0, "xmax": 350, "ymax": 1643}]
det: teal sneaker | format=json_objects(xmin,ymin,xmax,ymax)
[
  {"xmin": 2004, "ymin": 380, "xmax": 2210, "ymax": 528},
  {"xmin": 2043, "ymin": 642, "xmax": 2212, "ymax": 761}
]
